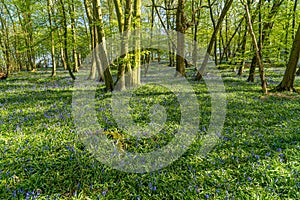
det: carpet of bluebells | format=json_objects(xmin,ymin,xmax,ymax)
[{"xmin": 0, "ymin": 68, "xmax": 299, "ymax": 199}]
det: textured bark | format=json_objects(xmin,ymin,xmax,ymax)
[
  {"xmin": 21, "ymin": 0, "xmax": 36, "ymax": 71},
  {"xmin": 60, "ymin": 0, "xmax": 76, "ymax": 80},
  {"xmin": 115, "ymin": 0, "xmax": 133, "ymax": 91},
  {"xmin": 195, "ymin": 0, "xmax": 233, "ymax": 80},
  {"xmin": 132, "ymin": 0, "xmax": 141, "ymax": 86},
  {"xmin": 84, "ymin": 0, "xmax": 96, "ymax": 80},
  {"xmin": 247, "ymin": 0, "xmax": 284, "ymax": 82},
  {"xmin": 245, "ymin": 3, "xmax": 267, "ymax": 94},
  {"xmin": 175, "ymin": 0, "xmax": 186, "ymax": 77},
  {"xmin": 275, "ymin": 24, "xmax": 300, "ymax": 92},
  {"xmin": 94, "ymin": 0, "xmax": 114, "ymax": 91},
  {"xmin": 60, "ymin": 47, "xmax": 67, "ymax": 70}
]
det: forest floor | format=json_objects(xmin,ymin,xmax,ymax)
[{"xmin": 0, "ymin": 65, "xmax": 300, "ymax": 199}]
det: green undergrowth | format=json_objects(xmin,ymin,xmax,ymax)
[{"xmin": 0, "ymin": 67, "xmax": 299, "ymax": 199}]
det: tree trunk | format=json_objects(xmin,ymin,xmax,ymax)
[
  {"xmin": 83, "ymin": 0, "xmax": 97, "ymax": 80},
  {"xmin": 47, "ymin": 0, "xmax": 57, "ymax": 76},
  {"xmin": 70, "ymin": 0, "xmax": 79, "ymax": 73},
  {"xmin": 164, "ymin": 0, "xmax": 176, "ymax": 67},
  {"xmin": 195, "ymin": 0, "xmax": 233, "ymax": 81},
  {"xmin": 0, "ymin": 15, "xmax": 12, "ymax": 76},
  {"xmin": 192, "ymin": 0, "xmax": 202, "ymax": 69},
  {"xmin": 94, "ymin": 0, "xmax": 114, "ymax": 91},
  {"xmin": 207, "ymin": 0, "xmax": 218, "ymax": 66},
  {"xmin": 92, "ymin": 1, "xmax": 105, "ymax": 81},
  {"xmin": 247, "ymin": 0, "xmax": 284, "ymax": 82},
  {"xmin": 115, "ymin": 0, "xmax": 133, "ymax": 91},
  {"xmin": 175, "ymin": 0, "xmax": 186, "ymax": 77},
  {"xmin": 275, "ymin": 24, "xmax": 300, "ymax": 92},
  {"xmin": 245, "ymin": 3, "xmax": 267, "ymax": 94},
  {"xmin": 60, "ymin": 0, "xmax": 76, "ymax": 80},
  {"xmin": 132, "ymin": 0, "xmax": 141, "ymax": 86},
  {"xmin": 292, "ymin": 0, "xmax": 298, "ymax": 40},
  {"xmin": 238, "ymin": 20, "xmax": 248, "ymax": 76}
]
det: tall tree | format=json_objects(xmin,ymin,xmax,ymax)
[
  {"xmin": 93, "ymin": 0, "xmax": 114, "ymax": 91},
  {"xmin": 175, "ymin": 0, "xmax": 186, "ymax": 77},
  {"xmin": 132, "ymin": 0, "xmax": 142, "ymax": 86},
  {"xmin": 244, "ymin": 2, "xmax": 268, "ymax": 94},
  {"xmin": 60, "ymin": 0, "xmax": 76, "ymax": 80},
  {"xmin": 0, "ymin": 7, "xmax": 12, "ymax": 76},
  {"xmin": 247, "ymin": 0, "xmax": 284, "ymax": 82},
  {"xmin": 84, "ymin": 0, "xmax": 97, "ymax": 79},
  {"xmin": 114, "ymin": 0, "xmax": 133, "ymax": 90},
  {"xmin": 47, "ymin": 0, "xmax": 57, "ymax": 76},
  {"xmin": 195, "ymin": 0, "xmax": 234, "ymax": 81},
  {"xmin": 70, "ymin": 0, "xmax": 79, "ymax": 73},
  {"xmin": 275, "ymin": 23, "xmax": 300, "ymax": 92}
]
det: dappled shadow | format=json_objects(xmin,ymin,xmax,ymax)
[{"xmin": 1, "ymin": 71, "xmax": 300, "ymax": 199}]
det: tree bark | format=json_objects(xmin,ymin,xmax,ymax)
[
  {"xmin": 84, "ymin": 0, "xmax": 97, "ymax": 80},
  {"xmin": 245, "ymin": 3, "xmax": 267, "ymax": 94},
  {"xmin": 60, "ymin": 0, "xmax": 76, "ymax": 80},
  {"xmin": 238, "ymin": 20, "xmax": 248, "ymax": 76},
  {"xmin": 0, "ymin": 14, "xmax": 12, "ymax": 75},
  {"xmin": 94, "ymin": 0, "xmax": 114, "ymax": 91},
  {"xmin": 247, "ymin": 0, "xmax": 284, "ymax": 82},
  {"xmin": 175, "ymin": 0, "xmax": 186, "ymax": 77},
  {"xmin": 133, "ymin": 0, "xmax": 141, "ymax": 86},
  {"xmin": 70, "ymin": 0, "xmax": 79, "ymax": 73},
  {"xmin": 275, "ymin": 24, "xmax": 300, "ymax": 92},
  {"xmin": 47, "ymin": 0, "xmax": 57, "ymax": 76},
  {"xmin": 115, "ymin": 0, "xmax": 133, "ymax": 91},
  {"xmin": 195, "ymin": 0, "xmax": 233, "ymax": 81}
]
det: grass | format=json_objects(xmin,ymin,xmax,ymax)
[{"xmin": 0, "ymin": 66, "xmax": 299, "ymax": 199}]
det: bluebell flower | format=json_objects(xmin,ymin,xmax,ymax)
[
  {"xmin": 102, "ymin": 189, "xmax": 108, "ymax": 196},
  {"xmin": 12, "ymin": 190, "xmax": 17, "ymax": 198}
]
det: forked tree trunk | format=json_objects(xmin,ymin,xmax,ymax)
[
  {"xmin": 60, "ymin": 0, "xmax": 76, "ymax": 80},
  {"xmin": 94, "ymin": 0, "xmax": 114, "ymax": 91},
  {"xmin": 115, "ymin": 0, "xmax": 133, "ymax": 91},
  {"xmin": 245, "ymin": 3, "xmax": 267, "ymax": 94},
  {"xmin": 275, "ymin": 24, "xmax": 300, "ymax": 92},
  {"xmin": 195, "ymin": 0, "xmax": 233, "ymax": 81},
  {"xmin": 247, "ymin": 0, "xmax": 284, "ymax": 82}
]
